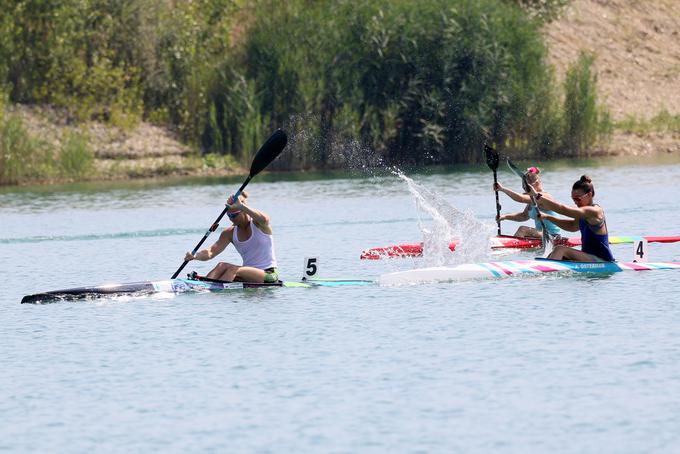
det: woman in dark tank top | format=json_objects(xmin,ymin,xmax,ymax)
[{"xmin": 527, "ymin": 175, "xmax": 615, "ymax": 262}]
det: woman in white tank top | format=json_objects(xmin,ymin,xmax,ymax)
[{"xmin": 183, "ymin": 192, "xmax": 278, "ymax": 283}]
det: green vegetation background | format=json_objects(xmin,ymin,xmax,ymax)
[{"xmin": 2, "ymin": 0, "xmax": 619, "ymax": 184}]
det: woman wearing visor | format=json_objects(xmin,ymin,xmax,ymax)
[{"xmin": 184, "ymin": 192, "xmax": 279, "ymax": 282}]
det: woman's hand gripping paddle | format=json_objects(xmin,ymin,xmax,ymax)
[
  {"xmin": 171, "ymin": 129, "xmax": 288, "ymax": 279},
  {"xmin": 484, "ymin": 144, "xmax": 502, "ymax": 235},
  {"xmin": 506, "ymin": 157, "xmax": 554, "ymax": 257}
]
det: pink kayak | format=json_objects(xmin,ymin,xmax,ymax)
[{"xmin": 360, "ymin": 235, "xmax": 680, "ymax": 259}]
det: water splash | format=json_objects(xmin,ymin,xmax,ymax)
[
  {"xmin": 281, "ymin": 114, "xmax": 384, "ymax": 171},
  {"xmin": 394, "ymin": 169, "xmax": 494, "ymax": 266}
]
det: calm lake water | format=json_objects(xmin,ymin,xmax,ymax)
[{"xmin": 2, "ymin": 154, "xmax": 680, "ymax": 453}]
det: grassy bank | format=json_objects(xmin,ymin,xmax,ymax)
[
  {"xmin": 0, "ymin": 99, "xmax": 246, "ymax": 185},
  {"xmin": 0, "ymin": 93, "xmax": 94, "ymax": 184},
  {"xmin": 2, "ymin": 0, "xmax": 618, "ymax": 185}
]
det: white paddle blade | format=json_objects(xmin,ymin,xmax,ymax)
[{"xmin": 540, "ymin": 228, "xmax": 555, "ymax": 258}]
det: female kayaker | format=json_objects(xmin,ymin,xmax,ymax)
[
  {"xmin": 531, "ymin": 174, "xmax": 615, "ymax": 262},
  {"xmin": 183, "ymin": 192, "xmax": 279, "ymax": 282},
  {"xmin": 493, "ymin": 166, "xmax": 562, "ymax": 239}
]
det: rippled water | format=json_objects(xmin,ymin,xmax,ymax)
[{"xmin": 2, "ymin": 155, "xmax": 680, "ymax": 452}]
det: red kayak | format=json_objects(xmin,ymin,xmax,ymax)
[{"xmin": 360, "ymin": 235, "xmax": 680, "ymax": 259}]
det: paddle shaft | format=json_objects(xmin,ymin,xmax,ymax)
[
  {"xmin": 526, "ymin": 186, "xmax": 549, "ymax": 233},
  {"xmin": 171, "ymin": 178, "xmax": 251, "ymax": 279},
  {"xmin": 526, "ymin": 186, "xmax": 552, "ymax": 255},
  {"xmin": 493, "ymin": 169, "xmax": 501, "ymax": 235},
  {"xmin": 484, "ymin": 145, "xmax": 502, "ymax": 235},
  {"xmin": 506, "ymin": 157, "xmax": 552, "ymax": 249}
]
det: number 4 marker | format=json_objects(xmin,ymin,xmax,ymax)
[{"xmin": 633, "ymin": 238, "xmax": 648, "ymax": 262}]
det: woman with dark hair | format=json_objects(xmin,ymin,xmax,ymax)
[{"xmin": 530, "ymin": 175, "xmax": 615, "ymax": 262}]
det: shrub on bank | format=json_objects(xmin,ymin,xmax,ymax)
[
  {"xmin": 0, "ymin": 90, "xmax": 97, "ymax": 184},
  {"xmin": 59, "ymin": 131, "xmax": 94, "ymax": 179},
  {"xmin": 562, "ymin": 52, "xmax": 612, "ymax": 155},
  {"xmin": 219, "ymin": 0, "xmax": 566, "ymax": 166},
  {"xmin": 510, "ymin": 0, "xmax": 570, "ymax": 22},
  {"xmin": 0, "ymin": 111, "xmax": 52, "ymax": 185},
  {"xmin": 0, "ymin": 0, "xmax": 145, "ymax": 125},
  {"xmin": 3, "ymin": 0, "xmax": 619, "ymax": 180},
  {"xmin": 617, "ymin": 110, "xmax": 680, "ymax": 135}
]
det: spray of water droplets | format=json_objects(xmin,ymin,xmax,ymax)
[
  {"xmin": 280, "ymin": 114, "xmax": 385, "ymax": 172},
  {"xmin": 393, "ymin": 169, "xmax": 495, "ymax": 266}
]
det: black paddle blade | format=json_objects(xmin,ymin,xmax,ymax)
[
  {"xmin": 506, "ymin": 157, "xmax": 523, "ymax": 178},
  {"xmin": 249, "ymin": 129, "xmax": 287, "ymax": 177},
  {"xmin": 484, "ymin": 144, "xmax": 499, "ymax": 171},
  {"xmin": 506, "ymin": 158, "xmax": 530, "ymax": 192}
]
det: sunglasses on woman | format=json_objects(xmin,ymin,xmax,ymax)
[{"xmin": 571, "ymin": 191, "xmax": 591, "ymax": 202}]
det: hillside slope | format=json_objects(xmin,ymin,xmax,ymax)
[
  {"xmin": 544, "ymin": 0, "xmax": 680, "ymax": 154},
  {"xmin": 545, "ymin": 0, "xmax": 680, "ymax": 120}
]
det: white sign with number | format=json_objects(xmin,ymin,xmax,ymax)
[
  {"xmin": 303, "ymin": 257, "xmax": 319, "ymax": 279},
  {"xmin": 633, "ymin": 238, "xmax": 648, "ymax": 262}
]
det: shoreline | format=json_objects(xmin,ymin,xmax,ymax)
[
  {"xmin": 3, "ymin": 117, "xmax": 678, "ymax": 188},
  {"xmin": 3, "ymin": 132, "xmax": 678, "ymax": 190}
]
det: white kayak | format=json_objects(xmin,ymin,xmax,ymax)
[{"xmin": 378, "ymin": 259, "xmax": 680, "ymax": 285}]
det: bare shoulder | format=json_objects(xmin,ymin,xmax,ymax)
[
  {"xmin": 221, "ymin": 226, "xmax": 235, "ymax": 241},
  {"xmin": 583, "ymin": 204, "xmax": 605, "ymax": 221},
  {"xmin": 255, "ymin": 219, "xmax": 273, "ymax": 235}
]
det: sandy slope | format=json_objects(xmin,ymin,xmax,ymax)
[
  {"xmin": 543, "ymin": 0, "xmax": 680, "ymax": 155},
  {"xmin": 545, "ymin": 0, "xmax": 680, "ymax": 120}
]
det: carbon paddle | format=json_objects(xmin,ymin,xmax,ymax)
[
  {"xmin": 171, "ymin": 129, "xmax": 288, "ymax": 278},
  {"xmin": 484, "ymin": 144, "xmax": 502, "ymax": 235},
  {"xmin": 506, "ymin": 157, "xmax": 554, "ymax": 255}
]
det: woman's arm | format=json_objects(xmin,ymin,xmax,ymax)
[
  {"xmin": 542, "ymin": 214, "xmax": 579, "ymax": 232},
  {"xmin": 500, "ymin": 205, "xmax": 530, "ymax": 222},
  {"xmin": 229, "ymin": 195, "xmax": 272, "ymax": 234},
  {"xmin": 494, "ymin": 182, "xmax": 532, "ymax": 204},
  {"xmin": 241, "ymin": 204, "xmax": 271, "ymax": 233},
  {"xmin": 185, "ymin": 228, "xmax": 232, "ymax": 261},
  {"xmin": 537, "ymin": 197, "xmax": 584, "ymax": 219},
  {"xmin": 527, "ymin": 185, "xmax": 586, "ymax": 219},
  {"xmin": 537, "ymin": 196, "xmax": 606, "ymax": 223}
]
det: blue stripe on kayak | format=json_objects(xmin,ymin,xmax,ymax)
[
  {"xmin": 643, "ymin": 262, "xmax": 680, "ymax": 270},
  {"xmin": 310, "ymin": 280, "xmax": 374, "ymax": 287},
  {"xmin": 506, "ymin": 261, "xmax": 541, "ymax": 274},
  {"xmin": 560, "ymin": 262, "xmax": 622, "ymax": 273},
  {"xmin": 640, "ymin": 262, "xmax": 664, "ymax": 270},
  {"xmin": 478, "ymin": 262, "xmax": 503, "ymax": 278}
]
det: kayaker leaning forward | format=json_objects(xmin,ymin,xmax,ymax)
[
  {"xmin": 493, "ymin": 166, "xmax": 562, "ymax": 239},
  {"xmin": 530, "ymin": 174, "xmax": 615, "ymax": 262},
  {"xmin": 184, "ymin": 192, "xmax": 279, "ymax": 282}
]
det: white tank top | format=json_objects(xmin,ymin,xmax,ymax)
[{"xmin": 232, "ymin": 221, "xmax": 277, "ymax": 270}]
